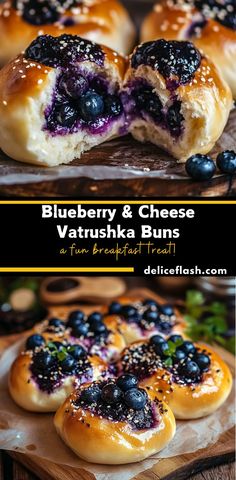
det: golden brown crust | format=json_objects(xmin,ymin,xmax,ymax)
[
  {"xmin": 119, "ymin": 341, "xmax": 233, "ymax": 419},
  {"xmin": 141, "ymin": 1, "xmax": 236, "ymax": 97},
  {"xmin": 54, "ymin": 384, "xmax": 176, "ymax": 464},
  {"xmin": 103, "ymin": 294, "xmax": 186, "ymax": 344},
  {"xmin": 9, "ymin": 347, "xmax": 108, "ymax": 412}
]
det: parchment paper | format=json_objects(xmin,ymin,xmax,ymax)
[{"xmin": 0, "ymin": 341, "xmax": 235, "ymax": 480}]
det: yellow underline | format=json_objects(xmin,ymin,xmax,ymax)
[
  {"xmin": 0, "ymin": 200, "xmax": 235, "ymax": 205},
  {"xmin": 0, "ymin": 267, "xmax": 134, "ymax": 273}
]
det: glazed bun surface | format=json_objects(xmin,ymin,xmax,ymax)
[
  {"xmin": 141, "ymin": 0, "xmax": 236, "ymax": 98},
  {"xmin": 0, "ymin": 0, "xmax": 135, "ymax": 64},
  {"xmin": 54, "ymin": 379, "xmax": 176, "ymax": 464}
]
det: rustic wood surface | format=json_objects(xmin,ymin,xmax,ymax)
[
  {"xmin": 0, "ymin": 0, "xmax": 235, "ymax": 198},
  {"xmin": 0, "ymin": 287, "xmax": 235, "ymax": 480}
]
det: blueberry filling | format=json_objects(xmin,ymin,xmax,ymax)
[
  {"xmin": 131, "ymin": 39, "xmax": 201, "ymax": 85},
  {"xmin": 108, "ymin": 298, "xmax": 177, "ymax": 335},
  {"xmin": 14, "ymin": 0, "xmax": 80, "ymax": 26},
  {"xmin": 125, "ymin": 82, "xmax": 184, "ymax": 139},
  {"xmin": 44, "ymin": 68, "xmax": 123, "ymax": 135},
  {"xmin": 29, "ymin": 340, "xmax": 92, "ymax": 393},
  {"xmin": 121, "ymin": 335, "xmax": 211, "ymax": 386},
  {"xmin": 73, "ymin": 377, "xmax": 161, "ymax": 430},
  {"xmin": 194, "ymin": 0, "xmax": 236, "ymax": 30}
]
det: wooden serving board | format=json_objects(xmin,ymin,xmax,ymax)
[
  {"xmin": 0, "ymin": 1, "xmax": 235, "ymax": 198},
  {"xmin": 0, "ymin": 288, "xmax": 235, "ymax": 480}
]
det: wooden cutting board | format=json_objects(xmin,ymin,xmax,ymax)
[
  {"xmin": 0, "ymin": 1, "xmax": 235, "ymax": 198},
  {"xmin": 0, "ymin": 287, "xmax": 235, "ymax": 480}
]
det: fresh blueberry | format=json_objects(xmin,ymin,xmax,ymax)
[
  {"xmin": 180, "ymin": 360, "xmax": 200, "ymax": 379},
  {"xmin": 48, "ymin": 318, "xmax": 64, "ymax": 328},
  {"xmin": 116, "ymin": 374, "xmax": 138, "ymax": 391},
  {"xmin": 68, "ymin": 344, "xmax": 87, "ymax": 359},
  {"xmin": 60, "ymin": 355, "xmax": 76, "ymax": 373},
  {"xmin": 216, "ymin": 150, "xmax": 236, "ymax": 175},
  {"xmin": 101, "ymin": 383, "xmax": 123, "ymax": 404},
  {"xmin": 143, "ymin": 309, "xmax": 159, "ymax": 323},
  {"xmin": 79, "ymin": 91, "xmax": 104, "ymax": 121},
  {"xmin": 173, "ymin": 349, "xmax": 186, "ymax": 363},
  {"xmin": 88, "ymin": 312, "xmax": 103, "ymax": 324},
  {"xmin": 59, "ymin": 73, "xmax": 89, "ymax": 99},
  {"xmin": 105, "ymin": 95, "xmax": 123, "ymax": 116},
  {"xmin": 67, "ymin": 310, "xmax": 85, "ymax": 327},
  {"xmin": 121, "ymin": 305, "xmax": 138, "ymax": 318},
  {"xmin": 150, "ymin": 335, "xmax": 165, "ymax": 346},
  {"xmin": 80, "ymin": 385, "xmax": 101, "ymax": 403},
  {"xmin": 143, "ymin": 299, "xmax": 159, "ymax": 308},
  {"xmin": 90, "ymin": 321, "xmax": 107, "ymax": 335},
  {"xmin": 72, "ymin": 322, "xmax": 89, "ymax": 337},
  {"xmin": 108, "ymin": 301, "xmax": 122, "ymax": 314},
  {"xmin": 168, "ymin": 335, "xmax": 183, "ymax": 344},
  {"xmin": 26, "ymin": 334, "xmax": 45, "ymax": 350},
  {"xmin": 154, "ymin": 340, "xmax": 169, "ymax": 357},
  {"xmin": 194, "ymin": 353, "xmax": 210, "ymax": 371},
  {"xmin": 159, "ymin": 321, "xmax": 171, "ymax": 333},
  {"xmin": 166, "ymin": 101, "xmax": 183, "ymax": 136},
  {"xmin": 124, "ymin": 388, "xmax": 147, "ymax": 410},
  {"xmin": 185, "ymin": 154, "xmax": 216, "ymax": 181},
  {"xmin": 55, "ymin": 103, "xmax": 78, "ymax": 128},
  {"xmin": 160, "ymin": 305, "xmax": 174, "ymax": 316},
  {"xmin": 34, "ymin": 351, "xmax": 55, "ymax": 370},
  {"xmin": 51, "ymin": 341, "xmax": 64, "ymax": 351},
  {"xmin": 181, "ymin": 341, "xmax": 196, "ymax": 355}
]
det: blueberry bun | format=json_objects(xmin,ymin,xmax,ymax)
[
  {"xmin": 9, "ymin": 333, "xmax": 108, "ymax": 412},
  {"xmin": 122, "ymin": 39, "xmax": 232, "ymax": 161},
  {"xmin": 0, "ymin": 0, "xmax": 135, "ymax": 65},
  {"xmin": 117, "ymin": 335, "xmax": 232, "ymax": 419},
  {"xmin": 141, "ymin": 0, "xmax": 236, "ymax": 98},
  {"xmin": 54, "ymin": 375, "xmax": 176, "ymax": 464},
  {"xmin": 0, "ymin": 34, "xmax": 127, "ymax": 166},
  {"xmin": 35, "ymin": 308, "xmax": 125, "ymax": 361},
  {"xmin": 104, "ymin": 295, "xmax": 186, "ymax": 344}
]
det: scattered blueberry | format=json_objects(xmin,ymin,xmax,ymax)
[
  {"xmin": 55, "ymin": 103, "xmax": 78, "ymax": 128},
  {"xmin": 59, "ymin": 73, "xmax": 89, "ymax": 99},
  {"xmin": 67, "ymin": 310, "xmax": 84, "ymax": 327},
  {"xmin": 150, "ymin": 335, "xmax": 165, "ymax": 346},
  {"xmin": 88, "ymin": 312, "xmax": 103, "ymax": 324},
  {"xmin": 160, "ymin": 305, "xmax": 174, "ymax": 316},
  {"xmin": 153, "ymin": 340, "xmax": 169, "ymax": 357},
  {"xmin": 90, "ymin": 321, "xmax": 107, "ymax": 335},
  {"xmin": 105, "ymin": 95, "xmax": 123, "ymax": 116},
  {"xmin": 51, "ymin": 341, "xmax": 64, "ymax": 351},
  {"xmin": 117, "ymin": 374, "xmax": 138, "ymax": 391},
  {"xmin": 68, "ymin": 344, "xmax": 87, "ymax": 359},
  {"xmin": 143, "ymin": 299, "xmax": 159, "ymax": 308},
  {"xmin": 48, "ymin": 318, "xmax": 64, "ymax": 328},
  {"xmin": 180, "ymin": 360, "xmax": 200, "ymax": 379},
  {"xmin": 216, "ymin": 150, "xmax": 236, "ymax": 175},
  {"xmin": 60, "ymin": 355, "xmax": 76, "ymax": 373},
  {"xmin": 121, "ymin": 305, "xmax": 138, "ymax": 318},
  {"xmin": 159, "ymin": 321, "xmax": 171, "ymax": 333},
  {"xmin": 101, "ymin": 383, "xmax": 123, "ymax": 404},
  {"xmin": 80, "ymin": 385, "xmax": 101, "ymax": 403},
  {"xmin": 34, "ymin": 351, "xmax": 55, "ymax": 370},
  {"xmin": 194, "ymin": 353, "xmax": 210, "ymax": 371},
  {"xmin": 72, "ymin": 322, "xmax": 89, "ymax": 337},
  {"xmin": 168, "ymin": 335, "xmax": 183, "ymax": 344},
  {"xmin": 124, "ymin": 388, "xmax": 147, "ymax": 410},
  {"xmin": 173, "ymin": 349, "xmax": 186, "ymax": 363},
  {"xmin": 26, "ymin": 334, "xmax": 45, "ymax": 350},
  {"xmin": 185, "ymin": 154, "xmax": 216, "ymax": 181},
  {"xmin": 181, "ymin": 341, "xmax": 196, "ymax": 355},
  {"xmin": 143, "ymin": 309, "xmax": 159, "ymax": 323},
  {"xmin": 108, "ymin": 301, "xmax": 122, "ymax": 315},
  {"xmin": 79, "ymin": 91, "xmax": 104, "ymax": 121}
]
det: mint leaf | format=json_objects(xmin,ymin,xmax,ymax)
[
  {"xmin": 57, "ymin": 350, "xmax": 67, "ymax": 362},
  {"xmin": 163, "ymin": 357, "xmax": 173, "ymax": 367}
]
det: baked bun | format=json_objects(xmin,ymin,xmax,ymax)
[
  {"xmin": 0, "ymin": 34, "xmax": 127, "ymax": 166},
  {"xmin": 9, "ymin": 333, "xmax": 108, "ymax": 412},
  {"xmin": 54, "ymin": 376, "xmax": 176, "ymax": 464},
  {"xmin": 117, "ymin": 335, "xmax": 232, "ymax": 419},
  {"xmin": 0, "ymin": 0, "xmax": 135, "ymax": 64},
  {"xmin": 103, "ymin": 295, "xmax": 186, "ymax": 344},
  {"xmin": 122, "ymin": 39, "xmax": 232, "ymax": 161},
  {"xmin": 141, "ymin": 0, "xmax": 236, "ymax": 98}
]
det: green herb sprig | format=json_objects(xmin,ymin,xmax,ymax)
[
  {"xmin": 162, "ymin": 338, "xmax": 183, "ymax": 367},
  {"xmin": 183, "ymin": 290, "xmax": 235, "ymax": 355}
]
